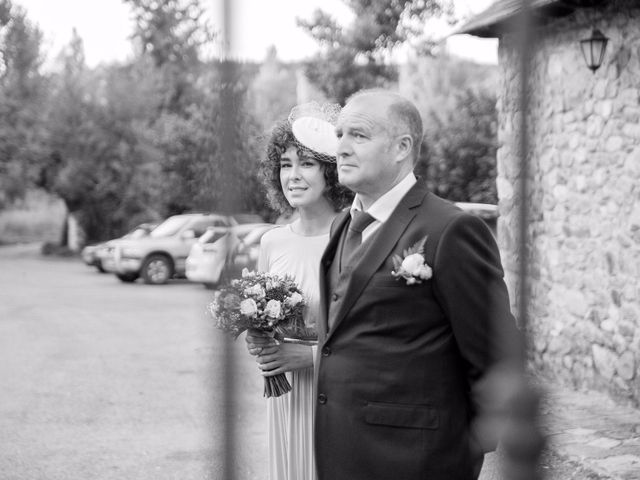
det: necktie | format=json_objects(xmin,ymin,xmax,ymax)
[{"xmin": 340, "ymin": 210, "xmax": 375, "ymax": 269}]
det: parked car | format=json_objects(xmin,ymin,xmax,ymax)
[
  {"xmin": 232, "ymin": 213, "xmax": 266, "ymax": 225},
  {"xmin": 81, "ymin": 223, "xmax": 157, "ymax": 273},
  {"xmin": 185, "ymin": 227, "xmax": 236, "ymax": 288},
  {"xmin": 227, "ymin": 223, "xmax": 276, "ymax": 274},
  {"xmin": 112, "ymin": 213, "xmax": 234, "ymax": 284},
  {"xmin": 186, "ymin": 223, "xmax": 275, "ymax": 288},
  {"xmin": 99, "ymin": 223, "xmax": 159, "ymax": 274},
  {"xmin": 455, "ymin": 202, "xmax": 498, "ymax": 236},
  {"xmin": 81, "ymin": 244, "xmax": 105, "ymax": 271}
]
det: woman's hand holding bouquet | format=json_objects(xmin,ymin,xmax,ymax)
[{"xmin": 207, "ymin": 269, "xmax": 313, "ymax": 397}]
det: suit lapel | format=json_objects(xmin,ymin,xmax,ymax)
[{"xmin": 326, "ymin": 182, "xmax": 430, "ymax": 341}]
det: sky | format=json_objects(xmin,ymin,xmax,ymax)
[{"xmin": 13, "ymin": 0, "xmax": 498, "ymax": 69}]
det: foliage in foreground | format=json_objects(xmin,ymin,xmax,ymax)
[
  {"xmin": 0, "ymin": 0, "xmax": 499, "ymax": 246},
  {"xmin": 298, "ymin": 0, "xmax": 453, "ymax": 104},
  {"xmin": 1, "ymin": 0, "xmax": 267, "ymax": 244}
]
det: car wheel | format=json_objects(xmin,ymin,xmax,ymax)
[
  {"xmin": 203, "ymin": 282, "xmax": 217, "ymax": 290},
  {"xmin": 141, "ymin": 254, "xmax": 173, "ymax": 285},
  {"xmin": 116, "ymin": 272, "xmax": 139, "ymax": 283}
]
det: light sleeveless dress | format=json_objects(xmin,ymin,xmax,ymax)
[{"xmin": 258, "ymin": 224, "xmax": 327, "ymax": 480}]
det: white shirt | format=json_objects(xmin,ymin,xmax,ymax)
[{"xmin": 350, "ymin": 172, "xmax": 417, "ymax": 242}]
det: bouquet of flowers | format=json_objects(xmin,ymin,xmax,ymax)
[{"xmin": 206, "ymin": 268, "xmax": 313, "ymax": 397}]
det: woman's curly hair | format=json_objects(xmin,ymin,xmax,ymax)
[{"xmin": 259, "ymin": 120, "xmax": 353, "ymax": 215}]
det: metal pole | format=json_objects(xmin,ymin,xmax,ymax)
[
  {"xmin": 499, "ymin": 2, "xmax": 545, "ymax": 480},
  {"xmin": 217, "ymin": 1, "xmax": 237, "ymax": 478},
  {"xmin": 517, "ymin": 0, "xmax": 532, "ymax": 345}
]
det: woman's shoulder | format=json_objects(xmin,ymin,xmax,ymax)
[{"xmin": 260, "ymin": 224, "xmax": 289, "ymax": 245}]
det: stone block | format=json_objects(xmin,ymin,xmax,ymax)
[
  {"xmin": 548, "ymin": 335, "xmax": 571, "ymax": 355},
  {"xmin": 496, "ymin": 177, "xmax": 514, "ymax": 200},
  {"xmin": 547, "ymin": 53, "xmax": 564, "ymax": 78},
  {"xmin": 622, "ymin": 105, "xmax": 640, "ymax": 122},
  {"xmin": 552, "ymin": 184, "xmax": 569, "ymax": 202},
  {"xmin": 594, "ymin": 79, "xmax": 607, "ymax": 100},
  {"xmin": 592, "ymin": 344, "xmax": 617, "ymax": 380},
  {"xmin": 618, "ymin": 87, "xmax": 639, "ymax": 106},
  {"xmin": 613, "ymin": 333, "xmax": 629, "ymax": 354},
  {"xmin": 592, "ymin": 454, "xmax": 640, "ymax": 477},
  {"xmin": 607, "ymin": 303, "xmax": 621, "ymax": 321},
  {"xmin": 622, "ymin": 122, "xmax": 640, "ymax": 140},
  {"xmin": 586, "ymin": 114, "xmax": 605, "ymax": 137},
  {"xmin": 582, "ymin": 99, "xmax": 594, "ymax": 118},
  {"xmin": 605, "ymin": 81, "xmax": 619, "ymax": 99},
  {"xmin": 616, "ymin": 351, "xmax": 636, "ymax": 381},
  {"xmin": 566, "ymin": 289, "xmax": 589, "ymax": 318},
  {"xmin": 595, "ymin": 99, "xmax": 613, "ymax": 118},
  {"xmin": 564, "ymin": 427, "xmax": 597, "ymax": 437},
  {"xmin": 630, "ymin": 204, "xmax": 640, "ymax": 230},
  {"xmin": 592, "ymin": 168, "xmax": 607, "ymax": 187},
  {"xmin": 587, "ymin": 437, "xmax": 622, "ymax": 449},
  {"xmin": 620, "ymin": 306, "xmax": 638, "ymax": 326},
  {"xmin": 574, "ymin": 175, "xmax": 587, "ymax": 192},
  {"xmin": 605, "ymin": 136, "xmax": 624, "ymax": 152},
  {"xmin": 561, "ymin": 152, "xmax": 575, "ymax": 168}
]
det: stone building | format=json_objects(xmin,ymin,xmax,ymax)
[{"xmin": 459, "ymin": 0, "xmax": 640, "ymax": 406}]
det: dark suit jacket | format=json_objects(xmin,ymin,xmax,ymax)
[{"xmin": 314, "ymin": 181, "xmax": 518, "ymax": 480}]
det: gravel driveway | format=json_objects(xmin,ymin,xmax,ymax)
[{"xmin": 0, "ymin": 244, "xmax": 268, "ymax": 480}]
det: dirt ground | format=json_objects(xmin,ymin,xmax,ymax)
[
  {"xmin": 1, "ymin": 244, "xmax": 592, "ymax": 480},
  {"xmin": 0, "ymin": 244, "xmax": 268, "ymax": 479}
]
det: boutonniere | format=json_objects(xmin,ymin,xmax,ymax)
[{"xmin": 391, "ymin": 235, "xmax": 432, "ymax": 285}]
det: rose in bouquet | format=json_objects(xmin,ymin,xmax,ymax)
[{"xmin": 206, "ymin": 268, "xmax": 309, "ymax": 397}]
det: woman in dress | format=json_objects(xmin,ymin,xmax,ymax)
[{"xmin": 245, "ymin": 103, "xmax": 352, "ymax": 480}]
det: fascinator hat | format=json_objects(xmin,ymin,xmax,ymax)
[{"xmin": 288, "ymin": 102, "xmax": 341, "ymax": 163}]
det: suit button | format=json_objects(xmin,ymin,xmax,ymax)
[
  {"xmin": 331, "ymin": 293, "xmax": 339, "ymax": 301},
  {"xmin": 318, "ymin": 393, "xmax": 327, "ymax": 404},
  {"xmin": 321, "ymin": 346, "xmax": 331, "ymax": 356}
]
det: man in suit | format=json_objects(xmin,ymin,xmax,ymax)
[{"xmin": 314, "ymin": 90, "xmax": 521, "ymax": 480}]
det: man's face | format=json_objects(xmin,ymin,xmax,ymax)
[{"xmin": 335, "ymin": 95, "xmax": 398, "ymax": 199}]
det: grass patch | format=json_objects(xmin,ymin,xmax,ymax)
[{"xmin": 0, "ymin": 190, "xmax": 66, "ymax": 245}]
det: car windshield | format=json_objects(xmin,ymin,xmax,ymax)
[
  {"xmin": 150, "ymin": 217, "xmax": 190, "ymax": 238},
  {"xmin": 233, "ymin": 214, "xmax": 264, "ymax": 224},
  {"xmin": 125, "ymin": 228, "xmax": 150, "ymax": 239},
  {"xmin": 242, "ymin": 225, "xmax": 273, "ymax": 245},
  {"xmin": 199, "ymin": 228, "xmax": 229, "ymax": 244}
]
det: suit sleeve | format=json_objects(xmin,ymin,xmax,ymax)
[{"xmin": 431, "ymin": 213, "xmax": 522, "ymax": 416}]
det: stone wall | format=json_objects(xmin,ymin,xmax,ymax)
[{"xmin": 496, "ymin": 2, "xmax": 640, "ymax": 406}]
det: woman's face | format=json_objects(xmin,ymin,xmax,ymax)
[{"xmin": 279, "ymin": 146, "xmax": 328, "ymax": 210}]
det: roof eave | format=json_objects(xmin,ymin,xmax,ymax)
[{"xmin": 455, "ymin": 0, "xmax": 607, "ymax": 39}]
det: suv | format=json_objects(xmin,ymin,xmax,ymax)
[{"xmin": 113, "ymin": 213, "xmax": 233, "ymax": 284}]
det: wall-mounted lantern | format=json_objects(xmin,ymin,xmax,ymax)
[{"xmin": 580, "ymin": 28, "xmax": 609, "ymax": 73}]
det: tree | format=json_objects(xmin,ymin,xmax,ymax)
[
  {"xmin": 125, "ymin": 0, "xmax": 213, "ymax": 113},
  {"xmin": 298, "ymin": 0, "xmax": 452, "ymax": 103},
  {"xmin": 40, "ymin": 32, "xmax": 164, "ymax": 243},
  {"xmin": 149, "ymin": 62, "xmax": 266, "ymax": 218},
  {"xmin": 418, "ymin": 88, "xmax": 498, "ymax": 204},
  {"xmin": 401, "ymin": 55, "xmax": 499, "ymax": 203},
  {"xmin": 0, "ymin": 0, "xmax": 47, "ymax": 208},
  {"xmin": 248, "ymin": 46, "xmax": 298, "ymax": 130},
  {"xmin": 125, "ymin": 1, "xmax": 268, "ymax": 218}
]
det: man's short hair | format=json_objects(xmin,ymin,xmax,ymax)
[{"xmin": 348, "ymin": 89, "xmax": 424, "ymax": 164}]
